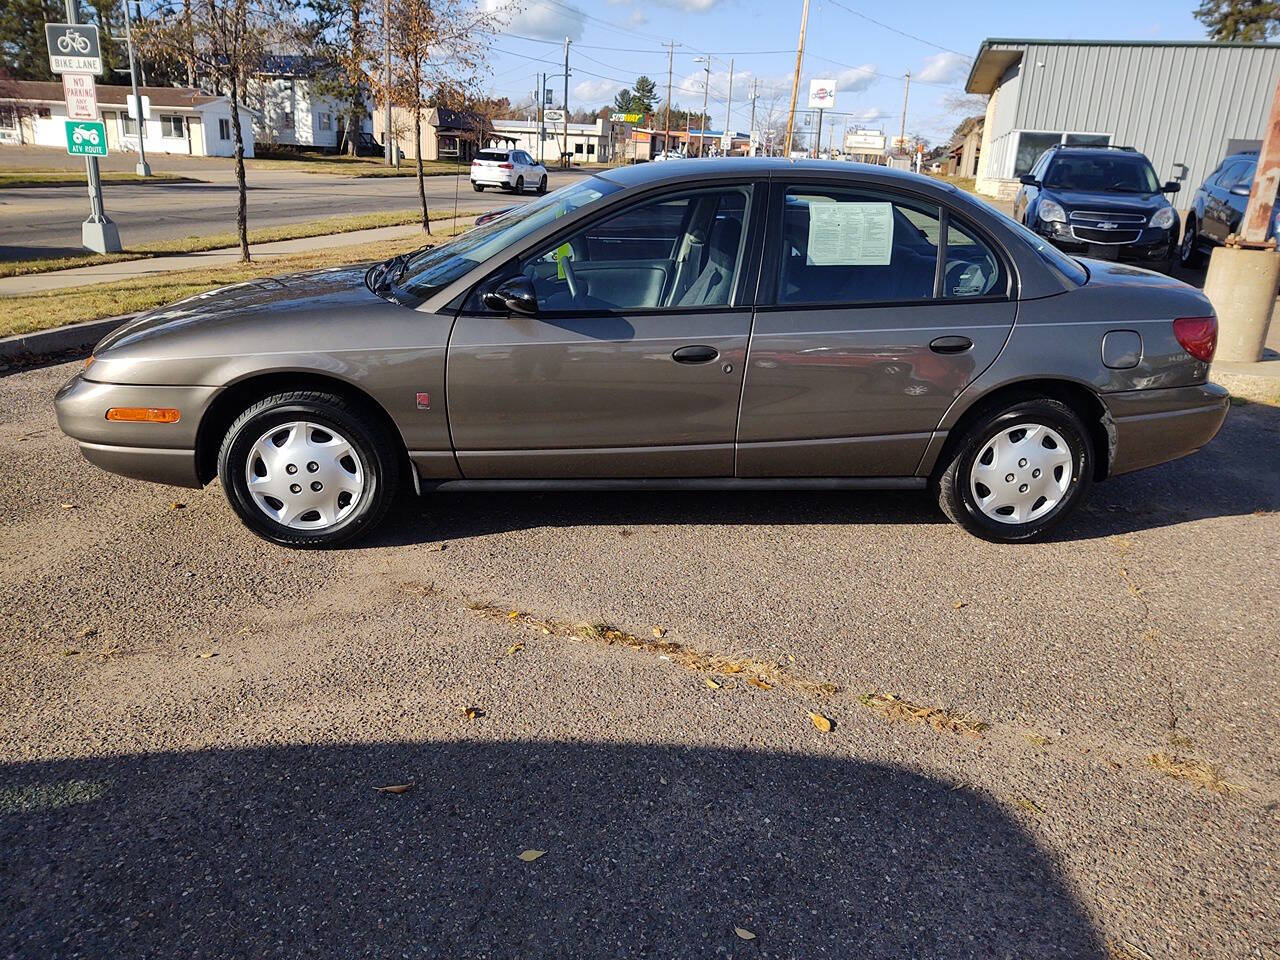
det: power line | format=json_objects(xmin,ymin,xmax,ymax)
[{"xmin": 823, "ymin": 0, "xmax": 974, "ymax": 61}]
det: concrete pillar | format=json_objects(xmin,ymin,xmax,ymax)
[{"xmin": 1203, "ymin": 246, "xmax": 1280, "ymax": 362}]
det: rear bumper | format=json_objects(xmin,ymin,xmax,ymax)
[
  {"xmin": 54, "ymin": 373, "xmax": 213, "ymax": 488},
  {"xmin": 1103, "ymin": 382, "xmax": 1229, "ymax": 476},
  {"xmin": 471, "ymin": 172, "xmax": 515, "ymax": 187}
]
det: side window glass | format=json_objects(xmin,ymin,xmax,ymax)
[
  {"xmin": 778, "ymin": 187, "xmax": 939, "ymax": 305},
  {"xmin": 1215, "ymin": 160, "xmax": 1245, "ymax": 188},
  {"xmin": 520, "ymin": 186, "xmax": 752, "ymax": 312},
  {"xmin": 1227, "ymin": 161, "xmax": 1256, "ymax": 191},
  {"xmin": 943, "ymin": 220, "xmax": 1002, "ymax": 298}
]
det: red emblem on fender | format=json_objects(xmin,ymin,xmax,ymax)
[{"xmin": 415, "ymin": 392, "xmax": 431, "ymax": 410}]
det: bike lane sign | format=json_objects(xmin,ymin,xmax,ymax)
[
  {"xmin": 46, "ymin": 23, "xmax": 103, "ymax": 75},
  {"xmin": 65, "ymin": 119, "xmax": 107, "ymax": 157}
]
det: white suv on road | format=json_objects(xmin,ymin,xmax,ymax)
[{"xmin": 471, "ymin": 149, "xmax": 548, "ymax": 194}]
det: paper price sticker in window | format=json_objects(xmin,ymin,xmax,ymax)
[{"xmin": 806, "ymin": 201, "xmax": 894, "ymax": 266}]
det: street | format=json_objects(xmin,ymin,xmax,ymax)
[
  {"xmin": 0, "ymin": 164, "xmax": 583, "ymax": 261},
  {"xmin": 2, "ymin": 358, "xmax": 1278, "ymax": 958}
]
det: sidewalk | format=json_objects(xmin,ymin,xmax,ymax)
[{"xmin": 0, "ymin": 220, "xmax": 449, "ymax": 297}]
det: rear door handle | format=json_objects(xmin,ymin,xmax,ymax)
[
  {"xmin": 929, "ymin": 336, "xmax": 973, "ymax": 354},
  {"xmin": 672, "ymin": 344, "xmax": 719, "ymax": 364}
]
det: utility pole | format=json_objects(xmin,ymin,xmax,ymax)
[
  {"xmin": 65, "ymin": 0, "xmax": 119, "ymax": 252},
  {"xmin": 562, "ymin": 37, "xmax": 570, "ymax": 168},
  {"xmin": 121, "ymin": 0, "xmax": 148, "ymax": 176},
  {"xmin": 784, "ymin": 0, "xmax": 810, "ymax": 159},
  {"xmin": 899, "ymin": 71, "xmax": 910, "ymax": 155},
  {"xmin": 383, "ymin": 0, "xmax": 392, "ymax": 165},
  {"xmin": 722, "ymin": 57, "xmax": 733, "ymax": 155},
  {"xmin": 748, "ymin": 77, "xmax": 757, "ymax": 155},
  {"xmin": 696, "ymin": 55, "xmax": 710, "ymax": 157},
  {"xmin": 663, "ymin": 40, "xmax": 675, "ymax": 156},
  {"xmin": 536, "ymin": 72, "xmax": 544, "ymax": 165}
]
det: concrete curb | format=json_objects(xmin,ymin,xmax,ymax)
[
  {"xmin": 0, "ymin": 313, "xmax": 135, "ymax": 363},
  {"xmin": 1211, "ymin": 370, "xmax": 1280, "ymax": 405}
]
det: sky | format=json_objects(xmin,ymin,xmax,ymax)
[{"xmin": 473, "ymin": 0, "xmax": 1206, "ymax": 145}]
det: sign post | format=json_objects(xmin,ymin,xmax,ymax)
[
  {"xmin": 807, "ymin": 78, "xmax": 835, "ymax": 159},
  {"xmin": 121, "ymin": 0, "xmax": 150, "ymax": 176},
  {"xmin": 46, "ymin": 11, "xmax": 120, "ymax": 253}
]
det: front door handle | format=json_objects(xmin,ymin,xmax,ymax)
[
  {"xmin": 672, "ymin": 344, "xmax": 719, "ymax": 364},
  {"xmin": 929, "ymin": 336, "xmax": 974, "ymax": 354}
]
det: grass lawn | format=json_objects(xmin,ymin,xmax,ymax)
[
  {"xmin": 927, "ymin": 174, "xmax": 979, "ymax": 197},
  {"xmin": 245, "ymin": 155, "xmax": 469, "ymax": 177},
  {"xmin": 0, "ymin": 209, "xmax": 434, "ymax": 279},
  {"xmin": 0, "ymin": 171, "xmax": 198, "ymax": 188},
  {"xmin": 0, "ymin": 228, "xmax": 467, "ymax": 339}
]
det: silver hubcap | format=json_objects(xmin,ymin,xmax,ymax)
[
  {"xmin": 245, "ymin": 421, "xmax": 364, "ymax": 530},
  {"xmin": 1181, "ymin": 224, "xmax": 1195, "ymax": 260},
  {"xmin": 968, "ymin": 422, "xmax": 1073, "ymax": 525}
]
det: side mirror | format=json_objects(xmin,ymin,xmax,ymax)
[
  {"xmin": 1019, "ymin": 174, "xmax": 1040, "ymax": 187},
  {"xmin": 1229, "ymin": 183, "xmax": 1251, "ymax": 197},
  {"xmin": 1162, "ymin": 181, "xmax": 1181, "ymax": 194},
  {"xmin": 482, "ymin": 275, "xmax": 538, "ymax": 316}
]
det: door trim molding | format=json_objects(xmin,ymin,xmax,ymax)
[{"xmin": 419, "ymin": 476, "xmax": 927, "ymax": 494}]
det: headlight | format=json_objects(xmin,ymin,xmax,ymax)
[
  {"xmin": 1149, "ymin": 206, "xmax": 1176, "ymax": 230},
  {"xmin": 1038, "ymin": 199, "xmax": 1067, "ymax": 224}
]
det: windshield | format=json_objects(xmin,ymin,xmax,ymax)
[
  {"xmin": 1043, "ymin": 154, "xmax": 1161, "ymax": 194},
  {"xmin": 1003, "ymin": 215, "xmax": 1088, "ymax": 287},
  {"xmin": 395, "ymin": 176, "xmax": 622, "ymax": 298}
]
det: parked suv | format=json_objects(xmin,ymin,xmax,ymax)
[
  {"xmin": 1013, "ymin": 145, "xmax": 1181, "ymax": 272},
  {"xmin": 1180, "ymin": 150, "xmax": 1279, "ymax": 267},
  {"xmin": 471, "ymin": 149, "xmax": 547, "ymax": 194}
]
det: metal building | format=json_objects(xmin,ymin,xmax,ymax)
[{"xmin": 965, "ymin": 38, "xmax": 1280, "ymax": 205}]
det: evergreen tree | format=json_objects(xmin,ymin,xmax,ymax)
[
  {"xmin": 1194, "ymin": 0, "xmax": 1279, "ymax": 41},
  {"xmin": 612, "ymin": 87, "xmax": 634, "ymax": 113},
  {"xmin": 631, "ymin": 74, "xmax": 656, "ymax": 113}
]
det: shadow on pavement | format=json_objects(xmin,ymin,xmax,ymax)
[{"xmin": 0, "ymin": 741, "xmax": 1105, "ymax": 958}]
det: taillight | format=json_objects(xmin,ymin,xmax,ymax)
[
  {"xmin": 1173, "ymin": 316, "xmax": 1217, "ymax": 363},
  {"xmin": 498, "ymin": 162, "xmax": 513, "ymax": 169}
]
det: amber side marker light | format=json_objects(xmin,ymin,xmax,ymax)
[{"xmin": 105, "ymin": 407, "xmax": 181, "ymax": 423}]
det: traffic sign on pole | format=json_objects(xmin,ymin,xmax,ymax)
[
  {"xmin": 62, "ymin": 73, "xmax": 99, "ymax": 121},
  {"xmin": 65, "ymin": 119, "xmax": 107, "ymax": 157},
  {"xmin": 45, "ymin": 23, "xmax": 103, "ymax": 75}
]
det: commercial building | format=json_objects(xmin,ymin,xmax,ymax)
[
  {"xmin": 488, "ymin": 117, "xmax": 621, "ymax": 164},
  {"xmin": 372, "ymin": 106, "xmax": 480, "ymax": 163},
  {"xmin": 965, "ymin": 38, "xmax": 1280, "ymax": 201},
  {"xmin": 0, "ymin": 81, "xmax": 255, "ymax": 157}
]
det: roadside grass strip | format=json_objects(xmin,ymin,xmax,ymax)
[{"xmin": 857, "ymin": 691, "xmax": 990, "ymax": 738}]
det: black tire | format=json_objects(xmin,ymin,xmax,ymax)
[
  {"xmin": 472, "ymin": 183, "xmax": 484, "ymax": 192},
  {"xmin": 1179, "ymin": 215, "xmax": 1204, "ymax": 268},
  {"xmin": 933, "ymin": 398, "xmax": 1093, "ymax": 543},
  {"xmin": 217, "ymin": 391, "xmax": 400, "ymax": 549},
  {"xmin": 537, "ymin": 175, "xmax": 548, "ymax": 194},
  {"xmin": 515, "ymin": 176, "xmax": 524, "ymax": 194}
]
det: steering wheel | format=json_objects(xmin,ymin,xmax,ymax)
[{"xmin": 561, "ymin": 253, "xmax": 581, "ymax": 300}]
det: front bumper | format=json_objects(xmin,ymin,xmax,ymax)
[
  {"xmin": 54, "ymin": 374, "xmax": 216, "ymax": 488},
  {"xmin": 1034, "ymin": 221, "xmax": 1176, "ymax": 263},
  {"xmin": 1103, "ymin": 382, "xmax": 1229, "ymax": 476}
]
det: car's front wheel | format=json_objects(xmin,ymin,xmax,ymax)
[
  {"xmin": 537, "ymin": 175, "xmax": 548, "ymax": 194},
  {"xmin": 515, "ymin": 175, "xmax": 524, "ymax": 194},
  {"xmin": 472, "ymin": 183, "xmax": 484, "ymax": 192},
  {"xmin": 218, "ymin": 391, "xmax": 400, "ymax": 548},
  {"xmin": 1179, "ymin": 215, "xmax": 1204, "ymax": 268},
  {"xmin": 933, "ymin": 398, "xmax": 1092, "ymax": 543}
]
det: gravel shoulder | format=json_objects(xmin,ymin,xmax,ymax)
[{"xmin": 2, "ymin": 360, "xmax": 1278, "ymax": 959}]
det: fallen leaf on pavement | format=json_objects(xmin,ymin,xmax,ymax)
[
  {"xmin": 517, "ymin": 849, "xmax": 545, "ymax": 862},
  {"xmin": 196, "ymin": 652, "xmax": 218, "ymax": 659},
  {"xmin": 374, "ymin": 783, "xmax": 414, "ymax": 794},
  {"xmin": 462, "ymin": 706, "xmax": 485, "ymax": 720},
  {"xmin": 952, "ymin": 600, "xmax": 967, "ymax": 609},
  {"xmin": 170, "ymin": 502, "xmax": 186, "ymax": 510},
  {"xmin": 507, "ymin": 610, "xmax": 520, "ymax": 619},
  {"xmin": 60, "ymin": 503, "xmax": 77, "ymax": 510},
  {"xmin": 506, "ymin": 641, "xmax": 524, "ymax": 656},
  {"xmin": 705, "ymin": 678, "xmax": 722, "ymax": 690},
  {"xmin": 808, "ymin": 712, "xmax": 834, "ymax": 732},
  {"xmin": 76, "ymin": 626, "xmax": 98, "ymax": 640},
  {"xmin": 652, "ymin": 626, "xmax": 667, "ymax": 638},
  {"xmin": 734, "ymin": 927, "xmax": 756, "ymax": 940},
  {"xmin": 426, "ymin": 542, "xmax": 447, "ymax": 552},
  {"xmin": 748, "ymin": 677, "xmax": 772, "ymax": 691}
]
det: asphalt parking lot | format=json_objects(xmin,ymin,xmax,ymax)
[{"xmin": 2, "ymin": 358, "xmax": 1278, "ymax": 958}]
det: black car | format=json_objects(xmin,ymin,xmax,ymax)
[
  {"xmin": 1180, "ymin": 150, "xmax": 1280, "ymax": 267},
  {"xmin": 1013, "ymin": 145, "xmax": 1181, "ymax": 271}
]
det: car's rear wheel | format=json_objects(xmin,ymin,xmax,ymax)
[
  {"xmin": 218, "ymin": 391, "xmax": 399, "ymax": 548},
  {"xmin": 934, "ymin": 398, "xmax": 1092, "ymax": 543},
  {"xmin": 537, "ymin": 175, "xmax": 548, "ymax": 194},
  {"xmin": 1179, "ymin": 215, "xmax": 1204, "ymax": 268}
]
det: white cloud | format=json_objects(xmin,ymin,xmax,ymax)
[
  {"xmin": 480, "ymin": 0, "xmax": 586, "ymax": 42},
  {"xmin": 829, "ymin": 64, "xmax": 877, "ymax": 96},
  {"xmin": 627, "ymin": 8, "xmax": 648, "ymax": 27},
  {"xmin": 916, "ymin": 51, "xmax": 969, "ymax": 85},
  {"xmin": 846, "ymin": 107, "xmax": 890, "ymax": 124},
  {"xmin": 573, "ymin": 77, "xmax": 624, "ymax": 103}
]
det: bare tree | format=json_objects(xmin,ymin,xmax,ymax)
[
  {"xmin": 140, "ymin": 0, "xmax": 295, "ymax": 261},
  {"xmin": 385, "ymin": 0, "xmax": 492, "ymax": 234}
]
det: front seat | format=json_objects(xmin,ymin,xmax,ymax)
[{"xmin": 677, "ymin": 218, "xmax": 743, "ymax": 306}]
